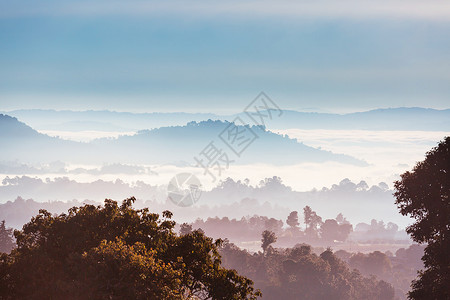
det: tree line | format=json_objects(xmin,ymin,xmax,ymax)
[{"xmin": 187, "ymin": 206, "xmax": 403, "ymax": 247}]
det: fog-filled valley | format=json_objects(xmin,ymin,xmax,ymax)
[
  {"xmin": 2, "ymin": 109, "xmax": 445, "ymax": 229},
  {"xmin": 1, "ymin": 2, "xmax": 450, "ymax": 297},
  {"xmin": 1, "ymin": 108, "xmax": 449, "ymax": 299}
]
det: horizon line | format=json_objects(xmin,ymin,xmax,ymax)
[{"xmin": 2, "ymin": 106, "xmax": 450, "ymax": 116}]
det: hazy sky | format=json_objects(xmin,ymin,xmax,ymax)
[{"xmin": 1, "ymin": 0, "xmax": 449, "ymax": 113}]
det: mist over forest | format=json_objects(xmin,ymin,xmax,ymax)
[
  {"xmin": 0, "ymin": 175, "xmax": 404, "ymax": 228},
  {"xmin": 1, "ymin": 108, "xmax": 448, "ymax": 299},
  {"xmin": 1, "ymin": 1, "xmax": 450, "ymax": 297}
]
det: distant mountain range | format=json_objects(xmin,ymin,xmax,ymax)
[
  {"xmin": 0, "ymin": 114, "xmax": 365, "ymax": 166},
  {"xmin": 1, "ymin": 109, "xmax": 220, "ymax": 132},
  {"xmin": 0, "ymin": 114, "xmax": 85, "ymax": 163},
  {"xmin": 2, "ymin": 107, "xmax": 450, "ymax": 132},
  {"xmin": 268, "ymin": 107, "xmax": 450, "ymax": 131}
]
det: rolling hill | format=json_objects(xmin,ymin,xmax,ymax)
[{"xmin": 0, "ymin": 114, "xmax": 365, "ymax": 166}]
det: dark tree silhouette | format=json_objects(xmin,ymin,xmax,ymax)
[
  {"xmin": 303, "ymin": 206, "xmax": 323, "ymax": 239},
  {"xmin": 321, "ymin": 219, "xmax": 353, "ymax": 242},
  {"xmin": 0, "ymin": 221, "xmax": 15, "ymax": 254},
  {"xmin": 321, "ymin": 219, "xmax": 340, "ymax": 242},
  {"xmin": 261, "ymin": 230, "xmax": 277, "ymax": 255},
  {"xmin": 286, "ymin": 211, "xmax": 300, "ymax": 229},
  {"xmin": 349, "ymin": 251, "xmax": 392, "ymax": 278},
  {"xmin": 336, "ymin": 213, "xmax": 350, "ymax": 225},
  {"xmin": 304, "ymin": 206, "xmax": 313, "ymax": 230},
  {"xmin": 394, "ymin": 137, "xmax": 450, "ymax": 300},
  {"xmin": 179, "ymin": 222, "xmax": 193, "ymax": 235}
]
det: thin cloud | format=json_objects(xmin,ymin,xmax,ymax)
[{"xmin": 1, "ymin": 0, "xmax": 450, "ymax": 20}]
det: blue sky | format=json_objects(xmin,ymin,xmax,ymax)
[{"xmin": 0, "ymin": 0, "xmax": 449, "ymax": 113}]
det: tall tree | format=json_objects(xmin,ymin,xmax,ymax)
[
  {"xmin": 286, "ymin": 211, "xmax": 300, "ymax": 229},
  {"xmin": 394, "ymin": 137, "xmax": 450, "ymax": 300},
  {"xmin": 0, "ymin": 220, "xmax": 15, "ymax": 254},
  {"xmin": 261, "ymin": 230, "xmax": 277, "ymax": 255},
  {"xmin": 303, "ymin": 206, "xmax": 313, "ymax": 230},
  {"xmin": 303, "ymin": 206, "xmax": 323, "ymax": 239}
]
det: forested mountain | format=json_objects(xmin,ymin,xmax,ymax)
[
  {"xmin": 0, "ymin": 114, "xmax": 365, "ymax": 165},
  {"xmin": 0, "ymin": 114, "xmax": 86, "ymax": 163}
]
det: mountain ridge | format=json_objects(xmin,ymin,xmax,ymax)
[
  {"xmin": 0, "ymin": 114, "xmax": 366, "ymax": 166},
  {"xmin": 3, "ymin": 107, "xmax": 449, "ymax": 132}
]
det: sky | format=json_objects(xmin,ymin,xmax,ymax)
[{"xmin": 0, "ymin": 0, "xmax": 449, "ymax": 113}]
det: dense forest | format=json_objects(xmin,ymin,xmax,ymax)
[
  {"xmin": 0, "ymin": 137, "xmax": 448, "ymax": 299},
  {"xmin": 0, "ymin": 199, "xmax": 420, "ymax": 300},
  {"xmin": 187, "ymin": 207, "xmax": 405, "ymax": 247}
]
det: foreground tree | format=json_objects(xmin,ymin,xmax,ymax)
[
  {"xmin": 0, "ymin": 198, "xmax": 261, "ymax": 299},
  {"xmin": 394, "ymin": 137, "xmax": 450, "ymax": 300}
]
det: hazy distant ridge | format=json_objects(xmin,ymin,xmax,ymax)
[
  {"xmin": 3, "ymin": 107, "xmax": 450, "ymax": 132},
  {"xmin": 271, "ymin": 108, "xmax": 450, "ymax": 131},
  {"xmin": 0, "ymin": 115, "xmax": 365, "ymax": 166}
]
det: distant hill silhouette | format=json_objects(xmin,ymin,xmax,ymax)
[
  {"xmin": 0, "ymin": 114, "xmax": 85, "ymax": 162},
  {"xmin": 2, "ymin": 109, "xmax": 221, "ymax": 132},
  {"xmin": 0, "ymin": 114, "xmax": 41, "ymax": 138},
  {"xmin": 0, "ymin": 115, "xmax": 365, "ymax": 165},
  {"xmin": 264, "ymin": 107, "xmax": 450, "ymax": 131},
  {"xmin": 3, "ymin": 107, "xmax": 450, "ymax": 132}
]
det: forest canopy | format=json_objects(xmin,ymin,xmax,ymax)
[{"xmin": 0, "ymin": 198, "xmax": 261, "ymax": 299}]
